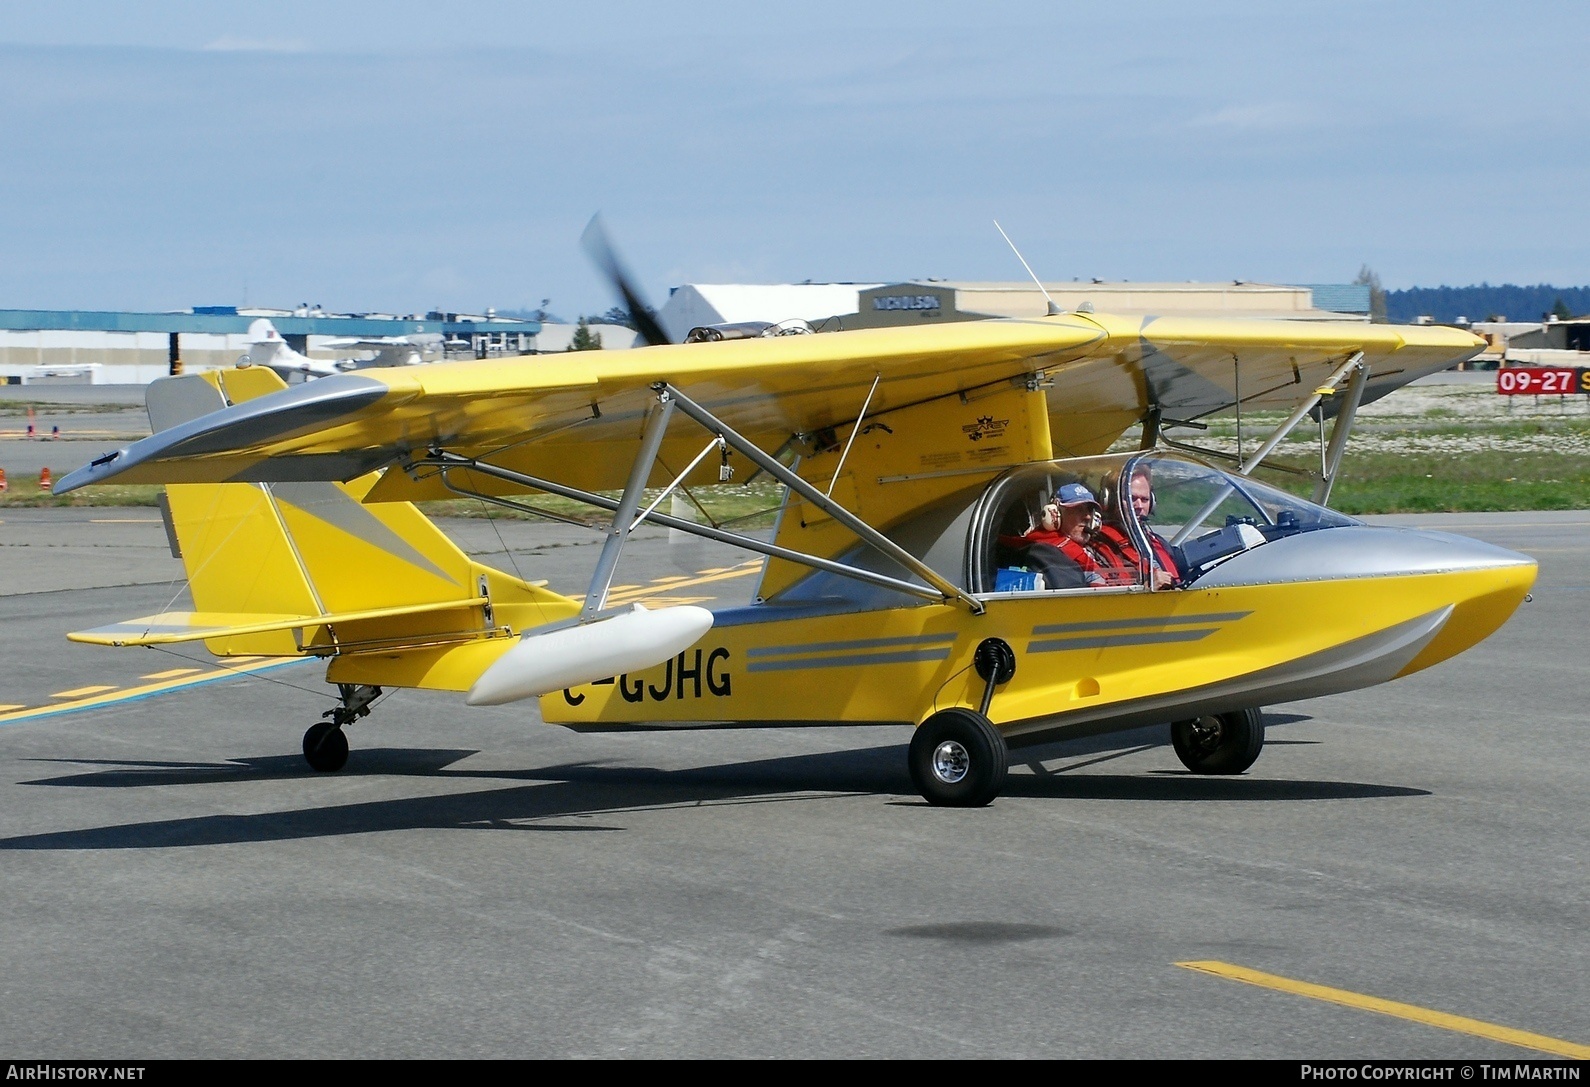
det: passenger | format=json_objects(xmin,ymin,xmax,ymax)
[
  {"xmin": 1086, "ymin": 511, "xmax": 1140, "ymax": 587},
  {"xmin": 1096, "ymin": 466, "xmax": 1183, "ymax": 589},
  {"xmin": 998, "ymin": 482, "xmax": 1107, "ymax": 588}
]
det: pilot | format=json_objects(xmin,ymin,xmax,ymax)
[
  {"xmin": 998, "ymin": 482, "xmax": 1107, "ymax": 588},
  {"xmin": 1095, "ymin": 466, "xmax": 1183, "ymax": 589}
]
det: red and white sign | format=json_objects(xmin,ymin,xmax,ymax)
[{"xmin": 1496, "ymin": 367, "xmax": 1588, "ymax": 395}]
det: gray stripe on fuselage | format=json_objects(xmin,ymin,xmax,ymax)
[
  {"xmin": 747, "ymin": 632, "xmax": 957, "ymax": 658},
  {"xmin": 1028, "ymin": 628, "xmax": 1219, "ymax": 653},
  {"xmin": 746, "ymin": 648, "xmax": 955, "ymax": 672},
  {"xmin": 1031, "ymin": 611, "xmax": 1251, "ymax": 636}
]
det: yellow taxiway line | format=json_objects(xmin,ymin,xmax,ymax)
[
  {"xmin": 603, "ymin": 560, "xmax": 762, "ymax": 605},
  {"xmin": 0, "ymin": 657, "xmax": 308, "ymax": 725},
  {"xmin": 6, "ymin": 564, "xmax": 763, "ymax": 726},
  {"xmin": 1177, "ymin": 960, "xmax": 1590, "ymax": 1058},
  {"xmin": 52, "ymin": 685, "xmax": 117, "ymax": 699}
]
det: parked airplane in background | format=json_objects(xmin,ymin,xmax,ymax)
[{"xmin": 238, "ymin": 319, "xmax": 440, "ymax": 380}]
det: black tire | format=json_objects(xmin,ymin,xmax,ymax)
[
  {"xmin": 1170, "ymin": 708, "xmax": 1264, "ymax": 775},
  {"xmin": 908, "ymin": 708, "xmax": 1008, "ymax": 807},
  {"xmin": 303, "ymin": 721, "xmax": 350, "ymax": 773}
]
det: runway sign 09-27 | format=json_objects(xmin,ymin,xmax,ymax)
[{"xmin": 1496, "ymin": 367, "xmax": 1589, "ymax": 395}]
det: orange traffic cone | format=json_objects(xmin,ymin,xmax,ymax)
[
  {"xmin": 39, "ymin": 467, "xmax": 51, "ymax": 493},
  {"xmin": 0, "ymin": 468, "xmax": 7, "ymax": 493}
]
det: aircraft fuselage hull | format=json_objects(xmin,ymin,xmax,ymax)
[{"xmin": 542, "ymin": 535, "xmax": 1535, "ymax": 745}]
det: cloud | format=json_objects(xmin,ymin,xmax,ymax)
[
  {"xmin": 1188, "ymin": 102, "xmax": 1311, "ymax": 132},
  {"xmin": 201, "ymin": 35, "xmax": 307, "ymax": 53}
]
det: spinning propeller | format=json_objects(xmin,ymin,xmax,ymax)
[{"xmin": 580, "ymin": 214, "xmax": 673, "ymax": 347}]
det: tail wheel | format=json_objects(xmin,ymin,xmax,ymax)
[
  {"xmin": 303, "ymin": 721, "xmax": 350, "ymax": 773},
  {"xmin": 1170, "ymin": 708, "xmax": 1264, "ymax": 775},
  {"xmin": 908, "ymin": 708, "xmax": 1008, "ymax": 807}
]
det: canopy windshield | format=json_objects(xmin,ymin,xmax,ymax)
[
  {"xmin": 1141, "ymin": 455, "xmax": 1357, "ymax": 548},
  {"xmin": 762, "ymin": 450, "xmax": 1358, "ymax": 612}
]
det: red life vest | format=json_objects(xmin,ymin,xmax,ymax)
[{"xmin": 1097, "ymin": 523, "xmax": 1182, "ymax": 586}]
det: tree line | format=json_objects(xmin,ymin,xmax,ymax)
[{"xmin": 1384, "ymin": 284, "xmax": 1590, "ymax": 324}]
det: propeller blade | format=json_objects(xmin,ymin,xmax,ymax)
[{"xmin": 580, "ymin": 214, "xmax": 673, "ymax": 347}]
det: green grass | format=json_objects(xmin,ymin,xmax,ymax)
[
  {"xmin": 0, "ymin": 403, "xmax": 140, "ymax": 415},
  {"xmin": 11, "ymin": 409, "xmax": 1589, "ymax": 516},
  {"xmin": 0, "ymin": 472, "xmax": 790, "ymax": 525},
  {"xmin": 1263, "ymin": 451, "xmax": 1590, "ymax": 514},
  {"xmin": 0, "ymin": 475, "xmax": 164, "ymax": 507}
]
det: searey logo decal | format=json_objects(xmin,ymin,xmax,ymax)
[{"xmin": 961, "ymin": 415, "xmax": 1009, "ymax": 442}]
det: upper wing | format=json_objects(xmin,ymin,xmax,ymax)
[{"xmin": 57, "ymin": 312, "xmax": 1481, "ymax": 496}]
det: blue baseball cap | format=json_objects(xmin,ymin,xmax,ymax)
[{"xmin": 1055, "ymin": 483, "xmax": 1099, "ymax": 507}]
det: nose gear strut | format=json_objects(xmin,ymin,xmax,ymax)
[{"xmin": 973, "ymin": 637, "xmax": 1016, "ymax": 716}]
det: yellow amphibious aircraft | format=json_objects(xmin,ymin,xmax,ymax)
[{"xmin": 58, "ymin": 264, "xmax": 1536, "ymax": 806}]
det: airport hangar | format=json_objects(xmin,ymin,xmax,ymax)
[
  {"xmin": 0, "ymin": 306, "xmax": 542, "ymax": 386},
  {"xmin": 0, "ymin": 282, "xmax": 1370, "ymax": 386},
  {"xmin": 655, "ymin": 280, "xmax": 1372, "ymax": 341}
]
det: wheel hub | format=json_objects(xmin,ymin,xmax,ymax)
[
  {"xmin": 931, "ymin": 740, "xmax": 971, "ymax": 784},
  {"xmin": 1189, "ymin": 715, "xmax": 1223, "ymax": 756}
]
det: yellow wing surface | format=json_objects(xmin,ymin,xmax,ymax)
[
  {"xmin": 56, "ymin": 313, "xmax": 1483, "ymax": 691},
  {"xmin": 56, "ymin": 312, "xmax": 1483, "ymax": 500}
]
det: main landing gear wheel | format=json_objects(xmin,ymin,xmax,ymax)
[
  {"xmin": 1170, "ymin": 708, "xmax": 1265, "ymax": 775},
  {"xmin": 302, "ymin": 721, "xmax": 350, "ymax": 773},
  {"xmin": 908, "ymin": 708, "xmax": 1009, "ymax": 807}
]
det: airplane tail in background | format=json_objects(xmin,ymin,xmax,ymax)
[
  {"xmin": 239, "ymin": 318, "xmax": 347, "ymax": 378},
  {"xmin": 71, "ymin": 368, "xmax": 579, "ymax": 686}
]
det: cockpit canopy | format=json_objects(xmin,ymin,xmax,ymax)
[{"xmin": 766, "ymin": 451, "xmax": 1357, "ymax": 610}]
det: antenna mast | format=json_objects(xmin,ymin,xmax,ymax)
[{"xmin": 993, "ymin": 220, "xmax": 1062, "ymax": 316}]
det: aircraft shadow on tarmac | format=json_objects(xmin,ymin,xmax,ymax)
[
  {"xmin": 2, "ymin": 724, "xmax": 1428, "ymax": 853},
  {"xmin": 20, "ymin": 748, "xmax": 478, "ymax": 788}
]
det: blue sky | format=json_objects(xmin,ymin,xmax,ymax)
[{"xmin": 1, "ymin": 1, "xmax": 1585, "ymax": 316}]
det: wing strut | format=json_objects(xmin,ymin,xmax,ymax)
[
  {"xmin": 1236, "ymin": 352, "xmax": 1366, "ymax": 477},
  {"xmin": 658, "ymin": 383, "xmax": 986, "ymax": 615},
  {"xmin": 582, "ymin": 395, "xmax": 676, "ymax": 617},
  {"xmin": 407, "ymin": 454, "xmax": 954, "ymax": 607},
  {"xmin": 1312, "ymin": 357, "xmax": 1371, "ymax": 506},
  {"xmin": 1169, "ymin": 352, "xmax": 1370, "ymax": 542}
]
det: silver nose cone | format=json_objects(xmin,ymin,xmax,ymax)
[{"xmin": 1193, "ymin": 526, "xmax": 1534, "ymax": 587}]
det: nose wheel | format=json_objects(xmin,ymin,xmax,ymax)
[{"xmin": 302, "ymin": 684, "xmax": 380, "ymax": 773}]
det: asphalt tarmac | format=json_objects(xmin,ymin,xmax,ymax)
[{"xmin": 0, "ymin": 506, "xmax": 1584, "ymax": 1059}]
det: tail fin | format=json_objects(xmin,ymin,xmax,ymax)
[
  {"xmin": 130, "ymin": 369, "xmax": 578, "ymax": 660},
  {"xmin": 237, "ymin": 318, "xmax": 343, "ymax": 378}
]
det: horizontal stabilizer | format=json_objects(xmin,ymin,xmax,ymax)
[{"xmin": 69, "ymin": 597, "xmax": 489, "ymax": 648}]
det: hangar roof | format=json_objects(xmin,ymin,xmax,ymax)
[{"xmin": 0, "ymin": 308, "xmax": 540, "ymax": 337}]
